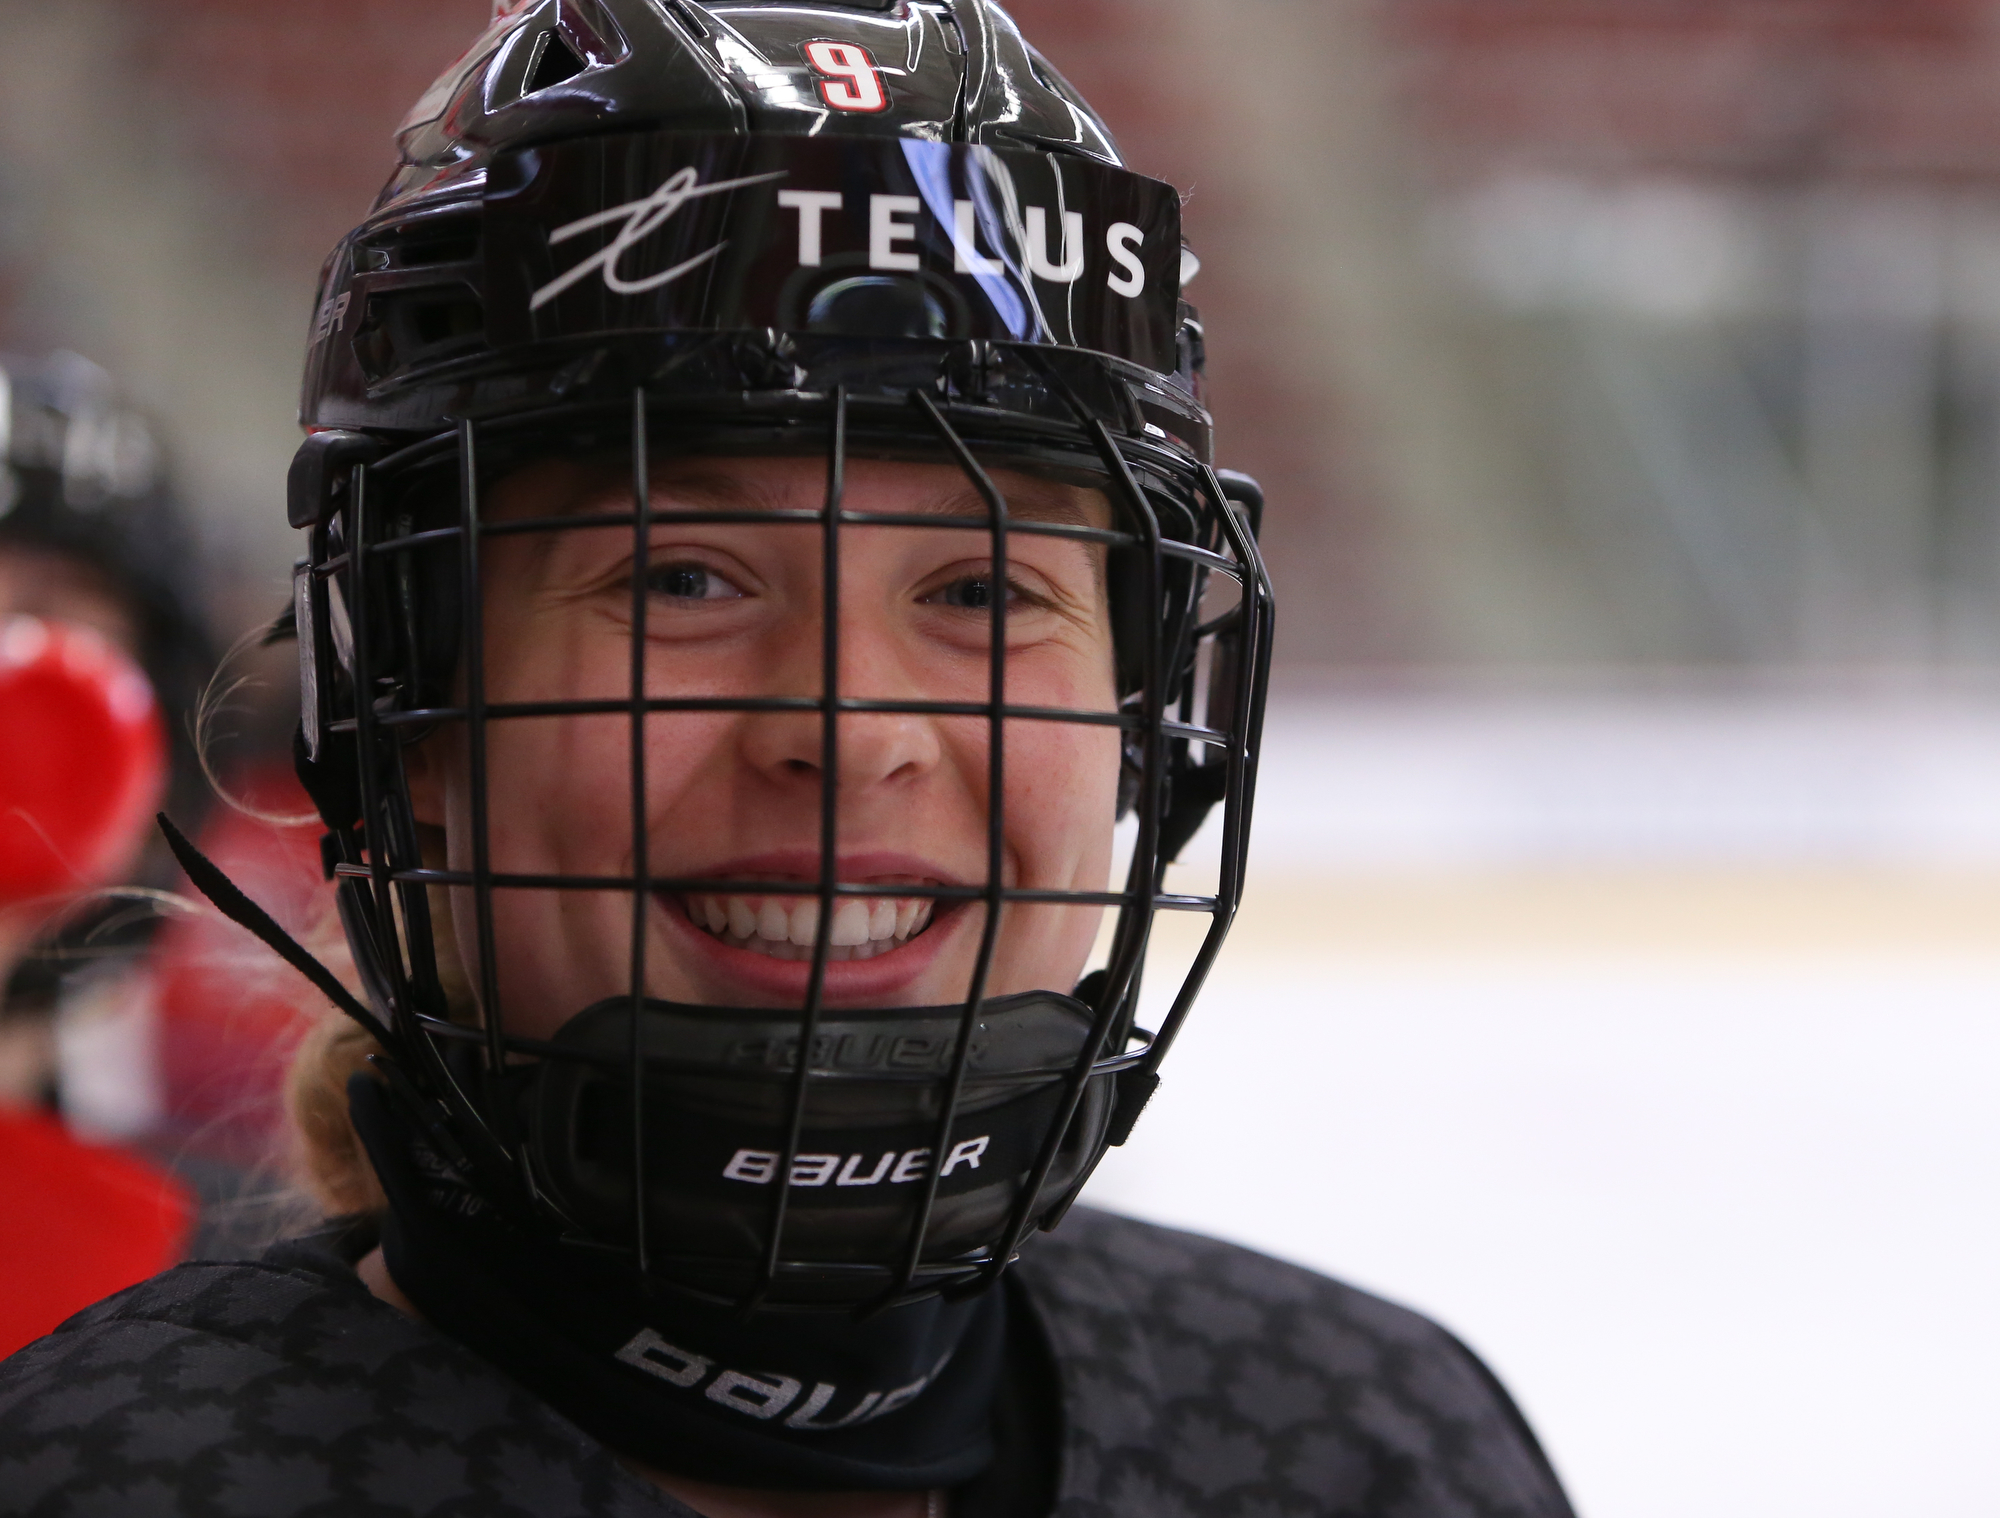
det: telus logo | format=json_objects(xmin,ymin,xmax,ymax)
[
  {"xmin": 531, "ymin": 168, "xmax": 1155, "ymax": 312},
  {"xmin": 778, "ymin": 187, "xmax": 1150, "ymax": 294}
]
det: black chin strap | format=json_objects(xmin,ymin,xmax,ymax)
[{"xmin": 157, "ymin": 812, "xmax": 392, "ymax": 1047}]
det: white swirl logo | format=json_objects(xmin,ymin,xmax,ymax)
[{"xmin": 530, "ymin": 166, "xmax": 789, "ymax": 312}]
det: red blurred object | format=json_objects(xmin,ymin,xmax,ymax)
[
  {"xmin": 0, "ymin": 617, "xmax": 167, "ymax": 903},
  {"xmin": 0, "ymin": 1107, "xmax": 193, "ymax": 1357},
  {"xmin": 154, "ymin": 763, "xmax": 330, "ymax": 1164}
]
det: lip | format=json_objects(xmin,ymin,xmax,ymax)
[{"xmin": 657, "ymin": 849, "xmax": 978, "ymax": 1007}]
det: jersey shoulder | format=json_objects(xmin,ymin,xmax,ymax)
[
  {"xmin": 0, "ymin": 1255, "xmax": 685, "ymax": 1518},
  {"xmin": 1016, "ymin": 1207, "xmax": 1575, "ymax": 1518}
]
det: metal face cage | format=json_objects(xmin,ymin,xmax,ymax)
[{"xmin": 291, "ymin": 382, "xmax": 1271, "ymax": 1313}]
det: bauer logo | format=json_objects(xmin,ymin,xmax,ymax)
[
  {"xmin": 616, "ymin": 1329, "xmax": 947, "ymax": 1430},
  {"xmin": 722, "ymin": 1137, "xmax": 991, "ymax": 1189},
  {"xmin": 721, "ymin": 1029, "xmax": 983, "ymax": 1074},
  {"xmin": 309, "ymin": 291, "xmax": 351, "ymax": 347}
]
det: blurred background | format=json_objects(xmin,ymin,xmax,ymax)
[{"xmin": 0, "ymin": 0, "xmax": 1996, "ymax": 1512}]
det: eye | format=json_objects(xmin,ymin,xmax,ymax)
[
  {"xmin": 645, "ymin": 561, "xmax": 744, "ymax": 604},
  {"xmin": 927, "ymin": 574, "xmax": 1014, "ymax": 612}
]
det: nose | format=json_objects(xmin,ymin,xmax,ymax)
[{"xmin": 736, "ymin": 601, "xmax": 945, "ymax": 795}]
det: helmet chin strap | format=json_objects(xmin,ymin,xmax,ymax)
[{"xmin": 157, "ymin": 811, "xmax": 391, "ymax": 1049}]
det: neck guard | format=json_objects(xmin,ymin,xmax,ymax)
[{"xmin": 352, "ymin": 1074, "xmax": 1005, "ymax": 1491}]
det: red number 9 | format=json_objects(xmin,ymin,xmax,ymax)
[{"xmin": 802, "ymin": 40, "xmax": 890, "ymax": 114}]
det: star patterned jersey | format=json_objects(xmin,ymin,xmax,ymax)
[{"xmin": 0, "ymin": 1209, "xmax": 1574, "ymax": 1518}]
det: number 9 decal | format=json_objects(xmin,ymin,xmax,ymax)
[{"xmin": 803, "ymin": 40, "xmax": 890, "ymax": 114}]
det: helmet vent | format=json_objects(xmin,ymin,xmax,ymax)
[
  {"xmin": 526, "ymin": 29, "xmax": 588, "ymax": 95},
  {"xmin": 353, "ymin": 287, "xmax": 488, "ymax": 383},
  {"xmin": 356, "ymin": 216, "xmax": 481, "ymax": 275}
]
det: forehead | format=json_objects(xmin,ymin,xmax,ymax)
[{"xmin": 489, "ymin": 452, "xmax": 1112, "ymax": 530}]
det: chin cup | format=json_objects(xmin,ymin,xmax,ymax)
[{"xmin": 520, "ymin": 991, "xmax": 1117, "ymax": 1304}]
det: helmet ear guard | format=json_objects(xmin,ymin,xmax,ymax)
[
  {"xmin": 1153, "ymin": 468, "xmax": 1266, "ymax": 865},
  {"xmin": 288, "ymin": 431, "xmax": 384, "ymax": 530}
]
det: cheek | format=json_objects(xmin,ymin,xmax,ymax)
[
  {"xmin": 444, "ymin": 605, "xmax": 626, "ymax": 871},
  {"xmin": 474, "ymin": 720, "xmax": 623, "ymax": 862},
  {"xmin": 1006, "ymin": 720, "xmax": 1121, "ymax": 884},
  {"xmin": 1000, "ymin": 623, "xmax": 1122, "ymax": 881},
  {"xmin": 466, "ymin": 713, "xmax": 739, "ymax": 871},
  {"xmin": 991, "ymin": 721, "xmax": 1118, "ymax": 998}
]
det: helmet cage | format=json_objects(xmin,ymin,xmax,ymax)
[{"xmin": 296, "ymin": 374, "xmax": 1269, "ymax": 1312}]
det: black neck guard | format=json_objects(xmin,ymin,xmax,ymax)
[{"xmin": 350, "ymin": 1075, "xmax": 1006, "ymax": 1491}]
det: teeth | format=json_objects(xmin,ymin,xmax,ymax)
[
  {"xmin": 831, "ymin": 901, "xmax": 871, "ymax": 947},
  {"xmin": 788, "ymin": 901, "xmax": 820, "ymax": 947},
  {"xmin": 758, "ymin": 900, "xmax": 790, "ymax": 943},
  {"xmin": 684, "ymin": 889, "xmax": 939, "ymax": 961}
]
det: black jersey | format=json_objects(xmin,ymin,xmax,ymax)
[{"xmin": 0, "ymin": 1208, "xmax": 1572, "ymax": 1518}]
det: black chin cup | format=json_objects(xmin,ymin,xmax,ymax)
[{"xmin": 521, "ymin": 991, "xmax": 1115, "ymax": 1303}]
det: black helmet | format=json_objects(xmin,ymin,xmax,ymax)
[
  {"xmin": 286, "ymin": 0, "xmax": 1272, "ymax": 1312},
  {"xmin": 0, "ymin": 351, "xmax": 215, "ymax": 853}
]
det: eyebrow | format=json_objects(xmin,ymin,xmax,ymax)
[
  {"xmin": 641, "ymin": 466, "xmax": 1109, "ymax": 530},
  {"xmin": 858, "ymin": 484, "xmax": 1104, "ymax": 530},
  {"xmin": 540, "ymin": 459, "xmax": 1113, "ymax": 600}
]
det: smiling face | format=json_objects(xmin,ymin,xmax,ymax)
[{"xmin": 405, "ymin": 452, "xmax": 1124, "ymax": 1039}]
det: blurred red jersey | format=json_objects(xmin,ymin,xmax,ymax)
[{"xmin": 0, "ymin": 1107, "xmax": 192, "ymax": 1357}]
